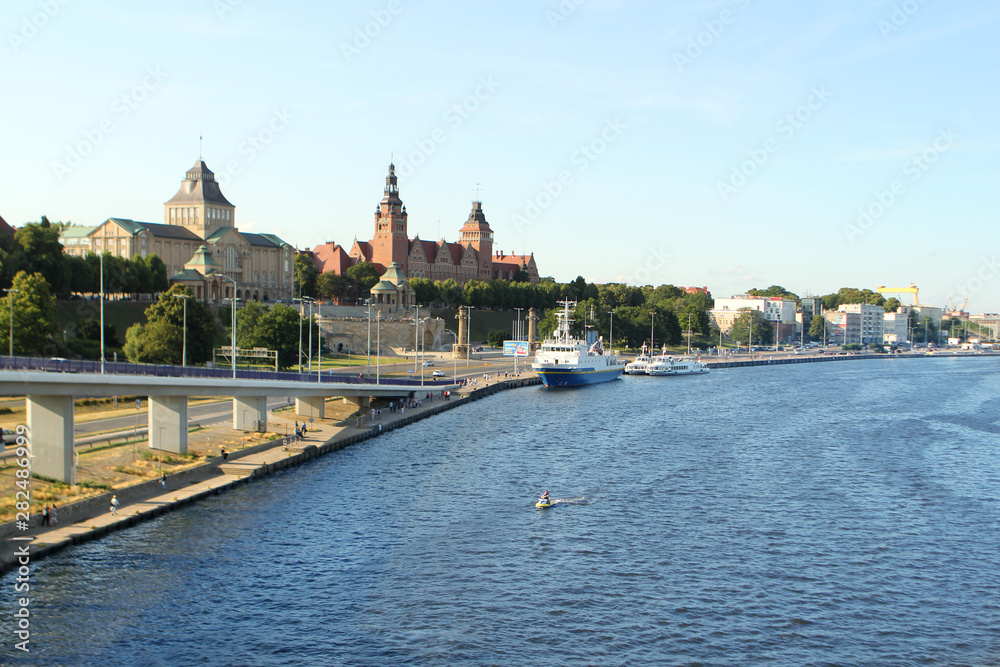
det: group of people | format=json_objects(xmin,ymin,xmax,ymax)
[
  {"xmin": 40, "ymin": 504, "xmax": 59, "ymax": 526},
  {"xmin": 294, "ymin": 421, "xmax": 309, "ymax": 441}
]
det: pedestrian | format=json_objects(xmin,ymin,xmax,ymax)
[
  {"xmin": 160, "ymin": 473, "xmax": 166, "ymax": 489},
  {"xmin": 110, "ymin": 495, "xmax": 119, "ymax": 516},
  {"xmin": 221, "ymin": 447, "xmax": 228, "ymax": 460},
  {"xmin": 51, "ymin": 504, "xmax": 58, "ymax": 525},
  {"xmin": 41, "ymin": 506, "xmax": 50, "ymax": 526}
]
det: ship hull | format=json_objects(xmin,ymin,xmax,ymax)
[{"xmin": 534, "ymin": 366, "xmax": 625, "ymax": 388}]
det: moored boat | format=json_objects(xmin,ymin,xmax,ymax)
[
  {"xmin": 624, "ymin": 343, "xmax": 652, "ymax": 375},
  {"xmin": 532, "ymin": 300, "xmax": 626, "ymax": 388}
]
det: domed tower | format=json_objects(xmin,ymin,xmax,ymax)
[
  {"xmin": 164, "ymin": 159, "xmax": 235, "ymax": 238},
  {"xmin": 458, "ymin": 199, "xmax": 493, "ymax": 281},
  {"xmin": 371, "ymin": 163, "xmax": 410, "ymax": 273}
]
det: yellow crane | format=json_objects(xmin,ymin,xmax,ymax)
[{"xmin": 876, "ymin": 284, "xmax": 920, "ymax": 306}]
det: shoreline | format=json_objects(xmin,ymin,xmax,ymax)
[{"xmin": 0, "ymin": 376, "xmax": 541, "ymax": 575}]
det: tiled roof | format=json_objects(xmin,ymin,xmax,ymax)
[
  {"xmin": 0, "ymin": 214, "xmax": 15, "ymax": 236},
  {"xmin": 165, "ymin": 159, "xmax": 235, "ymax": 207},
  {"xmin": 59, "ymin": 225, "xmax": 96, "ymax": 239},
  {"xmin": 257, "ymin": 233, "xmax": 290, "ymax": 248},
  {"xmin": 243, "ymin": 232, "xmax": 278, "ymax": 248},
  {"xmin": 135, "ymin": 221, "xmax": 202, "ymax": 240}
]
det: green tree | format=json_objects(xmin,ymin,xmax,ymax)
[
  {"xmin": 130, "ymin": 255, "xmax": 152, "ymax": 296},
  {"xmin": 78, "ymin": 317, "xmax": 120, "ymax": 347},
  {"xmin": 294, "ymin": 254, "xmax": 319, "ymax": 297},
  {"xmin": 747, "ymin": 285, "xmax": 799, "ymax": 300},
  {"xmin": 14, "ymin": 218, "xmax": 70, "ymax": 295},
  {"xmin": 883, "ymin": 297, "xmax": 901, "ymax": 313},
  {"xmin": 345, "ymin": 261, "xmax": 380, "ymax": 298},
  {"xmin": 125, "ymin": 285, "xmax": 220, "ymax": 364},
  {"xmin": 435, "ymin": 278, "xmax": 462, "ymax": 306},
  {"xmin": 316, "ymin": 271, "xmax": 350, "ymax": 301},
  {"xmin": 487, "ymin": 329, "xmax": 509, "ymax": 347},
  {"xmin": 730, "ymin": 308, "xmax": 773, "ymax": 346},
  {"xmin": 145, "ymin": 254, "xmax": 169, "ymax": 293},
  {"xmin": 808, "ymin": 314, "xmax": 826, "ymax": 340},
  {"xmin": 463, "ymin": 280, "xmax": 493, "ymax": 308},
  {"xmin": 410, "ymin": 277, "xmax": 439, "ymax": 305},
  {"xmin": 5, "ymin": 271, "xmax": 57, "ymax": 356}
]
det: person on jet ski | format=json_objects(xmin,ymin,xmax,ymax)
[{"xmin": 539, "ymin": 490, "xmax": 550, "ymax": 504}]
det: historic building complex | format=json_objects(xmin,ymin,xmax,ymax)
[
  {"xmin": 309, "ymin": 164, "xmax": 539, "ymax": 285},
  {"xmin": 60, "ymin": 160, "xmax": 294, "ymax": 303}
]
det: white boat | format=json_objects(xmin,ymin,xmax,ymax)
[
  {"xmin": 532, "ymin": 300, "xmax": 626, "ymax": 388},
  {"xmin": 624, "ymin": 343, "xmax": 652, "ymax": 375},
  {"xmin": 646, "ymin": 351, "xmax": 709, "ymax": 376}
]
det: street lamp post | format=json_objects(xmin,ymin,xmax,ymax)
[
  {"xmin": 297, "ymin": 294, "xmax": 304, "ymax": 372},
  {"xmin": 650, "ymin": 311, "xmax": 655, "ymax": 352},
  {"xmin": 376, "ymin": 311, "xmax": 381, "ymax": 384},
  {"xmin": 173, "ymin": 294, "xmax": 190, "ymax": 367},
  {"xmin": 100, "ymin": 252, "xmax": 105, "ymax": 374},
  {"xmin": 414, "ymin": 304, "xmax": 420, "ymax": 377},
  {"xmin": 303, "ymin": 297, "xmax": 315, "ymax": 372},
  {"xmin": 220, "ymin": 275, "xmax": 238, "ymax": 379},
  {"xmin": 466, "ymin": 306, "xmax": 474, "ymax": 367},
  {"xmin": 7, "ymin": 289, "xmax": 19, "ymax": 357},
  {"xmin": 608, "ymin": 309, "xmax": 615, "ymax": 351},
  {"xmin": 366, "ymin": 299, "xmax": 372, "ymax": 377}
]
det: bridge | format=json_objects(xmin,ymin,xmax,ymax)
[{"xmin": 0, "ymin": 356, "xmax": 457, "ymax": 484}]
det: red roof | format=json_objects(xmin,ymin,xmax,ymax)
[
  {"xmin": 311, "ymin": 242, "xmax": 354, "ymax": 275},
  {"xmin": 0, "ymin": 214, "xmax": 13, "ymax": 237}
]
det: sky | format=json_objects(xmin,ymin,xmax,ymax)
[{"xmin": 3, "ymin": 1, "xmax": 998, "ymax": 311}]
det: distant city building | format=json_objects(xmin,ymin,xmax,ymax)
[
  {"xmin": 681, "ymin": 286, "xmax": 711, "ymax": 297},
  {"xmin": 883, "ymin": 306, "xmax": 911, "ymax": 345},
  {"xmin": 826, "ymin": 303, "xmax": 885, "ymax": 345},
  {"xmin": 307, "ymin": 164, "xmax": 539, "ymax": 286},
  {"xmin": 711, "ymin": 294, "xmax": 797, "ymax": 340},
  {"xmin": 59, "ymin": 159, "xmax": 294, "ymax": 303}
]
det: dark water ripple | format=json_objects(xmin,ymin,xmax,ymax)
[{"xmin": 3, "ymin": 357, "xmax": 1000, "ymax": 666}]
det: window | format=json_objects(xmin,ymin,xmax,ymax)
[{"xmin": 226, "ymin": 245, "xmax": 239, "ymax": 269}]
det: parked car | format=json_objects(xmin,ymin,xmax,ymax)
[
  {"xmin": 432, "ymin": 370, "xmax": 446, "ymax": 377},
  {"xmin": 2, "ymin": 429, "xmax": 20, "ymax": 447}
]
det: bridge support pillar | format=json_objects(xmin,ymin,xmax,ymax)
[
  {"xmin": 148, "ymin": 396, "xmax": 188, "ymax": 455},
  {"xmin": 234, "ymin": 397, "xmax": 268, "ymax": 432},
  {"xmin": 295, "ymin": 397, "xmax": 326, "ymax": 419},
  {"xmin": 27, "ymin": 395, "xmax": 75, "ymax": 484},
  {"xmin": 342, "ymin": 395, "xmax": 370, "ymax": 411}
]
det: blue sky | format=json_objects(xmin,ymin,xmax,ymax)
[{"xmin": 3, "ymin": 0, "xmax": 998, "ymax": 311}]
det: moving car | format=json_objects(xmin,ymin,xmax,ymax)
[{"xmin": 431, "ymin": 370, "xmax": 446, "ymax": 377}]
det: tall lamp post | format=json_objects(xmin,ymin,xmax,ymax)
[
  {"xmin": 220, "ymin": 275, "xmax": 238, "ymax": 379},
  {"xmin": 7, "ymin": 289, "xmax": 19, "ymax": 357},
  {"xmin": 302, "ymin": 296, "xmax": 315, "ymax": 372},
  {"xmin": 100, "ymin": 252, "xmax": 105, "ymax": 374},
  {"xmin": 173, "ymin": 294, "xmax": 191, "ymax": 367},
  {"xmin": 376, "ymin": 311, "xmax": 381, "ymax": 384},
  {"xmin": 366, "ymin": 299, "xmax": 372, "ymax": 378},
  {"xmin": 650, "ymin": 311, "xmax": 656, "ymax": 353},
  {"xmin": 608, "ymin": 308, "xmax": 615, "ymax": 351},
  {"xmin": 466, "ymin": 306, "xmax": 474, "ymax": 367}
]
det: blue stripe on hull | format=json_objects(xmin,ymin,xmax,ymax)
[{"xmin": 535, "ymin": 367, "xmax": 624, "ymax": 388}]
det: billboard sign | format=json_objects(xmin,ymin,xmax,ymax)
[{"xmin": 503, "ymin": 340, "xmax": 529, "ymax": 357}]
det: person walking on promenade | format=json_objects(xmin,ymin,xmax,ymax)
[
  {"xmin": 51, "ymin": 504, "xmax": 58, "ymax": 524},
  {"xmin": 221, "ymin": 446, "xmax": 229, "ymax": 460},
  {"xmin": 41, "ymin": 506, "xmax": 50, "ymax": 526},
  {"xmin": 110, "ymin": 495, "xmax": 120, "ymax": 516},
  {"xmin": 160, "ymin": 473, "xmax": 166, "ymax": 489}
]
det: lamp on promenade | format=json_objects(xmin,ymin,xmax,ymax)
[
  {"xmin": 650, "ymin": 311, "xmax": 655, "ymax": 352},
  {"xmin": 466, "ymin": 306, "xmax": 474, "ymax": 367},
  {"xmin": 302, "ymin": 296, "xmax": 316, "ymax": 372},
  {"xmin": 173, "ymin": 294, "xmax": 191, "ymax": 367},
  {"xmin": 220, "ymin": 275, "xmax": 238, "ymax": 379},
  {"xmin": 100, "ymin": 252, "xmax": 105, "ymax": 374},
  {"xmin": 366, "ymin": 299, "xmax": 372, "ymax": 378},
  {"xmin": 376, "ymin": 311, "xmax": 381, "ymax": 384},
  {"xmin": 7, "ymin": 289, "xmax": 19, "ymax": 357},
  {"xmin": 608, "ymin": 308, "xmax": 615, "ymax": 351}
]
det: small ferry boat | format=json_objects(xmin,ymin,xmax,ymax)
[
  {"xmin": 624, "ymin": 343, "xmax": 652, "ymax": 375},
  {"xmin": 646, "ymin": 352, "xmax": 709, "ymax": 376},
  {"xmin": 532, "ymin": 301, "xmax": 626, "ymax": 388}
]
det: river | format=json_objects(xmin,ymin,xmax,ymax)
[{"xmin": 3, "ymin": 356, "xmax": 1000, "ymax": 665}]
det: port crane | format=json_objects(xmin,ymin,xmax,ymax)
[{"xmin": 876, "ymin": 284, "xmax": 920, "ymax": 306}]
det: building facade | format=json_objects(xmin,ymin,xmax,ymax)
[
  {"xmin": 710, "ymin": 294, "xmax": 798, "ymax": 340},
  {"xmin": 311, "ymin": 164, "xmax": 539, "ymax": 285},
  {"xmin": 882, "ymin": 306, "xmax": 911, "ymax": 345},
  {"xmin": 60, "ymin": 160, "xmax": 294, "ymax": 303}
]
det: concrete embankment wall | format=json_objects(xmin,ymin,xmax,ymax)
[{"xmin": 0, "ymin": 377, "xmax": 542, "ymax": 573}]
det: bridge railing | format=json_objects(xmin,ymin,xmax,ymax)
[{"xmin": 0, "ymin": 355, "xmax": 451, "ymax": 388}]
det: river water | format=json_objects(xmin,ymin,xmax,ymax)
[{"xmin": 4, "ymin": 357, "xmax": 1000, "ymax": 666}]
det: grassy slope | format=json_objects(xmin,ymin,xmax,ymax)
[{"xmin": 54, "ymin": 299, "xmax": 150, "ymax": 336}]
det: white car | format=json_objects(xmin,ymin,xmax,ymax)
[
  {"xmin": 431, "ymin": 370, "xmax": 446, "ymax": 377},
  {"xmin": 422, "ymin": 361, "xmax": 434, "ymax": 367}
]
